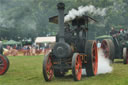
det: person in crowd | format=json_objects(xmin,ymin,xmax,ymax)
[
  {"xmin": 27, "ymin": 45, "xmax": 31, "ymax": 56},
  {"xmin": 97, "ymin": 40, "xmax": 101, "ymax": 50},
  {"xmin": 110, "ymin": 27, "xmax": 118, "ymax": 37},
  {"xmin": 31, "ymin": 46, "xmax": 36, "ymax": 56},
  {"xmin": 23, "ymin": 46, "xmax": 27, "ymax": 56}
]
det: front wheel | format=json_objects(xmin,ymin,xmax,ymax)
[
  {"xmin": 85, "ymin": 40, "xmax": 98, "ymax": 76},
  {"xmin": 72, "ymin": 53, "xmax": 82, "ymax": 81},
  {"xmin": 43, "ymin": 52, "xmax": 54, "ymax": 81},
  {"xmin": 0, "ymin": 54, "xmax": 9, "ymax": 75},
  {"xmin": 123, "ymin": 48, "xmax": 128, "ymax": 64}
]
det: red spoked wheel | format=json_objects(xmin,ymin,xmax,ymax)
[
  {"xmin": 123, "ymin": 48, "xmax": 128, "ymax": 64},
  {"xmin": 101, "ymin": 40, "xmax": 110, "ymax": 58},
  {"xmin": 43, "ymin": 52, "xmax": 54, "ymax": 81},
  {"xmin": 0, "ymin": 54, "xmax": 9, "ymax": 75},
  {"xmin": 72, "ymin": 53, "xmax": 82, "ymax": 81},
  {"xmin": 85, "ymin": 40, "xmax": 98, "ymax": 76},
  {"xmin": 101, "ymin": 39, "xmax": 114, "ymax": 61},
  {"xmin": 92, "ymin": 42, "xmax": 98, "ymax": 75},
  {"xmin": 107, "ymin": 39, "xmax": 115, "ymax": 62}
]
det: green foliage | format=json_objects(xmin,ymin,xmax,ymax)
[{"xmin": 0, "ymin": 0, "xmax": 128, "ymax": 40}]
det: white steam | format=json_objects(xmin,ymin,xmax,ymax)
[
  {"xmin": 82, "ymin": 48, "xmax": 113, "ymax": 75},
  {"xmin": 97, "ymin": 48, "xmax": 113, "ymax": 74},
  {"xmin": 64, "ymin": 5, "xmax": 107, "ymax": 22}
]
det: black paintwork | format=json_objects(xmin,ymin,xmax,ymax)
[{"xmin": 49, "ymin": 2, "xmax": 96, "ymax": 72}]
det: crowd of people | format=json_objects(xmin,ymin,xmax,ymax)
[
  {"xmin": 4, "ymin": 45, "xmax": 18, "ymax": 56},
  {"xmin": 110, "ymin": 27, "xmax": 128, "ymax": 37},
  {"xmin": 3, "ymin": 45, "xmax": 51, "ymax": 56},
  {"xmin": 22, "ymin": 45, "xmax": 36, "ymax": 56}
]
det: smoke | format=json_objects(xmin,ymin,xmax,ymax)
[
  {"xmin": 0, "ymin": 17, "xmax": 5, "ymax": 25},
  {"xmin": 82, "ymin": 48, "xmax": 113, "ymax": 75},
  {"xmin": 0, "ymin": 17, "xmax": 15, "ymax": 28},
  {"xmin": 97, "ymin": 48, "xmax": 113, "ymax": 74},
  {"xmin": 64, "ymin": 5, "xmax": 107, "ymax": 22}
]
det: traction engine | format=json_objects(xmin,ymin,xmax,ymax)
[{"xmin": 43, "ymin": 2, "xmax": 98, "ymax": 81}]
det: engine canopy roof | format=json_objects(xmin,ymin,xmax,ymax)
[{"xmin": 49, "ymin": 15, "xmax": 97, "ymax": 26}]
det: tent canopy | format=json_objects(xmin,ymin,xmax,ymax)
[
  {"xmin": 35, "ymin": 36, "xmax": 56, "ymax": 43},
  {"xmin": 3, "ymin": 40, "xmax": 21, "ymax": 45}
]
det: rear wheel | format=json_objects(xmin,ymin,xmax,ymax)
[
  {"xmin": 43, "ymin": 52, "xmax": 54, "ymax": 81},
  {"xmin": 123, "ymin": 48, "xmax": 128, "ymax": 64},
  {"xmin": 101, "ymin": 39, "xmax": 114, "ymax": 61},
  {"xmin": 0, "ymin": 54, "xmax": 9, "ymax": 75},
  {"xmin": 107, "ymin": 39, "xmax": 115, "ymax": 61},
  {"xmin": 72, "ymin": 53, "xmax": 82, "ymax": 81},
  {"xmin": 85, "ymin": 40, "xmax": 98, "ymax": 76}
]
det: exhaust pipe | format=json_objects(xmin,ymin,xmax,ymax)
[
  {"xmin": 57, "ymin": 2, "xmax": 65, "ymax": 42},
  {"xmin": 53, "ymin": 3, "xmax": 72, "ymax": 58}
]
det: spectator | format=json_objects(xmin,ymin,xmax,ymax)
[
  {"xmin": 97, "ymin": 41, "xmax": 101, "ymax": 50},
  {"xmin": 27, "ymin": 45, "xmax": 31, "ymax": 56},
  {"xmin": 110, "ymin": 27, "xmax": 118, "ymax": 37},
  {"xmin": 31, "ymin": 46, "xmax": 36, "ymax": 56}
]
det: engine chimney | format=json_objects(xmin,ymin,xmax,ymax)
[{"xmin": 57, "ymin": 2, "xmax": 65, "ymax": 42}]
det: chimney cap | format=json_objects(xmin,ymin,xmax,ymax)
[{"xmin": 57, "ymin": 2, "xmax": 65, "ymax": 10}]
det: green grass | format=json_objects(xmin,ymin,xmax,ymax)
[{"xmin": 0, "ymin": 56, "xmax": 128, "ymax": 85}]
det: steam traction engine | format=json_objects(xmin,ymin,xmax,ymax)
[
  {"xmin": 0, "ymin": 42, "xmax": 9, "ymax": 75},
  {"xmin": 101, "ymin": 29, "xmax": 128, "ymax": 64},
  {"xmin": 43, "ymin": 3, "xmax": 98, "ymax": 81}
]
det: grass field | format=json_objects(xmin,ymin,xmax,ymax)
[{"xmin": 0, "ymin": 55, "xmax": 128, "ymax": 85}]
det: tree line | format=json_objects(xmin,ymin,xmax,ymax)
[{"xmin": 0, "ymin": 0, "xmax": 128, "ymax": 41}]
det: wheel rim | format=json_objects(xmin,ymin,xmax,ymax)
[
  {"xmin": 92, "ymin": 42, "xmax": 98, "ymax": 75},
  {"xmin": 46, "ymin": 56, "xmax": 53, "ymax": 80},
  {"xmin": 75, "ymin": 55, "xmax": 82, "ymax": 80},
  {"xmin": 0, "ymin": 55, "xmax": 7, "ymax": 75},
  {"xmin": 101, "ymin": 40, "xmax": 109, "ymax": 58}
]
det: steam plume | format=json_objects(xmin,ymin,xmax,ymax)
[
  {"xmin": 82, "ymin": 48, "xmax": 113, "ymax": 75},
  {"xmin": 97, "ymin": 48, "xmax": 113, "ymax": 74},
  {"xmin": 64, "ymin": 5, "xmax": 107, "ymax": 22}
]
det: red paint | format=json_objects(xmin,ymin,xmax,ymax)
[
  {"xmin": 92, "ymin": 42, "xmax": 98, "ymax": 75},
  {"xmin": 46, "ymin": 57, "xmax": 53, "ymax": 80},
  {"xmin": 0, "ymin": 55, "xmax": 7, "ymax": 75},
  {"xmin": 75, "ymin": 55, "xmax": 82, "ymax": 80}
]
